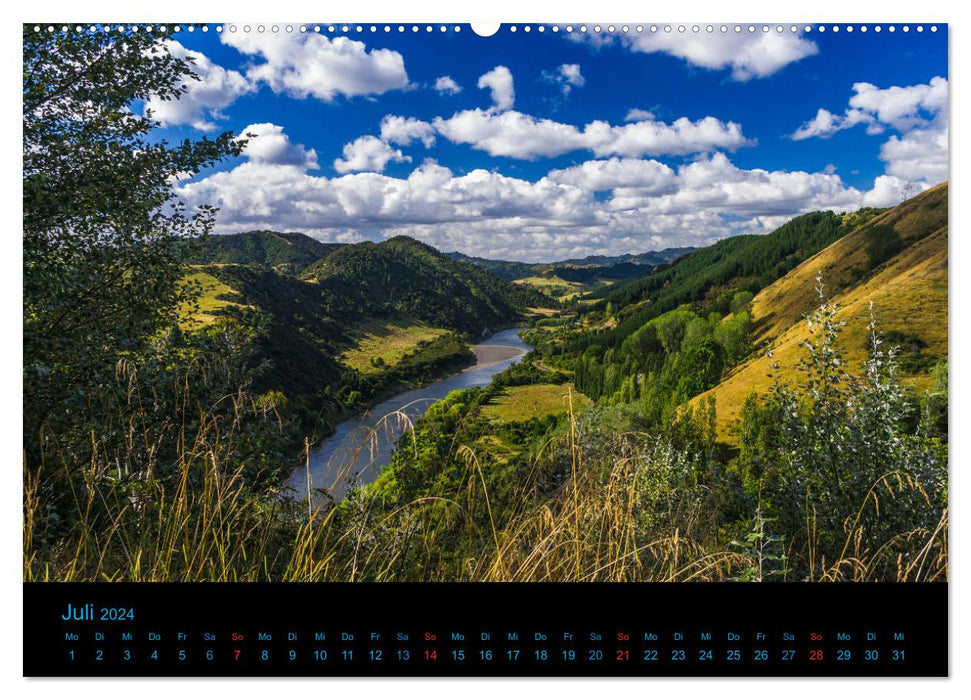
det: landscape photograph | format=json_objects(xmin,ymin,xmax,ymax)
[{"xmin": 23, "ymin": 23, "xmax": 948, "ymax": 584}]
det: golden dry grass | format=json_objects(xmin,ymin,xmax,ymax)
[
  {"xmin": 752, "ymin": 181, "xmax": 948, "ymax": 346},
  {"xmin": 340, "ymin": 318, "xmax": 449, "ymax": 374},
  {"xmin": 695, "ymin": 184, "xmax": 948, "ymax": 443},
  {"xmin": 481, "ymin": 383, "xmax": 593, "ymax": 423},
  {"xmin": 24, "ymin": 390, "xmax": 946, "ymax": 583},
  {"xmin": 514, "ymin": 275, "xmax": 585, "ymax": 299}
]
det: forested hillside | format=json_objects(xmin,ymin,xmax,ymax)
[
  {"xmin": 192, "ymin": 230, "xmax": 342, "ymax": 274},
  {"xmin": 526, "ymin": 209, "xmax": 878, "ymax": 421},
  {"xmin": 303, "ymin": 236, "xmax": 550, "ymax": 335}
]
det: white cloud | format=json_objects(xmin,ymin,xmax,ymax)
[
  {"xmin": 542, "ymin": 63, "xmax": 586, "ymax": 95},
  {"xmin": 879, "ymin": 123, "xmax": 949, "ymax": 183},
  {"xmin": 432, "ymin": 109, "xmax": 752, "ymax": 159},
  {"xmin": 583, "ymin": 31, "xmax": 818, "ymax": 81},
  {"xmin": 178, "ymin": 125, "xmax": 894, "ymax": 261},
  {"xmin": 434, "ymin": 76, "xmax": 462, "ymax": 96},
  {"xmin": 625, "ymin": 108, "xmax": 656, "ymax": 122},
  {"xmin": 790, "ymin": 107, "xmax": 873, "ymax": 141},
  {"xmin": 849, "ymin": 76, "xmax": 948, "ymax": 130},
  {"xmin": 144, "ymin": 40, "xmax": 253, "ymax": 131},
  {"xmin": 333, "ymin": 135, "xmax": 410, "ymax": 174},
  {"xmin": 239, "ymin": 123, "xmax": 318, "ymax": 169},
  {"xmin": 792, "ymin": 78, "xmax": 948, "ymax": 142},
  {"xmin": 791, "ymin": 77, "xmax": 948, "ymax": 194},
  {"xmin": 380, "ymin": 115, "xmax": 436, "ymax": 148},
  {"xmin": 548, "ymin": 157, "xmax": 677, "ymax": 194},
  {"xmin": 477, "ymin": 66, "xmax": 515, "ymax": 111},
  {"xmin": 220, "ymin": 31, "xmax": 409, "ymax": 101}
]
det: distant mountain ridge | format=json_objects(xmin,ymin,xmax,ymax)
[
  {"xmin": 195, "ymin": 231, "xmax": 694, "ymax": 288},
  {"xmin": 445, "ymin": 247, "xmax": 694, "ymax": 281}
]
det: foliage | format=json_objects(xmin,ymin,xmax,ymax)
[
  {"xmin": 864, "ymin": 224, "xmax": 905, "ymax": 271},
  {"xmin": 736, "ymin": 278, "xmax": 947, "ymax": 579},
  {"xmin": 23, "ymin": 27, "xmax": 245, "ymax": 501}
]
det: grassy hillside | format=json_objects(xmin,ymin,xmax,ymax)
[
  {"xmin": 514, "ymin": 275, "xmax": 586, "ymax": 299},
  {"xmin": 178, "ymin": 270, "xmax": 249, "ymax": 328},
  {"xmin": 696, "ymin": 183, "xmax": 948, "ymax": 442},
  {"xmin": 481, "ymin": 382, "xmax": 592, "ymax": 422},
  {"xmin": 751, "ymin": 184, "xmax": 946, "ymax": 346},
  {"xmin": 193, "ymin": 230, "xmax": 342, "ymax": 275},
  {"xmin": 340, "ymin": 319, "xmax": 450, "ymax": 374}
]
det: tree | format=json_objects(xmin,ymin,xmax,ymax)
[{"xmin": 23, "ymin": 26, "xmax": 243, "ymax": 464}]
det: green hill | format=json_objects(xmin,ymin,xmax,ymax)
[
  {"xmin": 183, "ymin": 235, "xmax": 553, "ymax": 432},
  {"xmin": 302, "ymin": 235, "xmax": 551, "ymax": 335},
  {"xmin": 567, "ymin": 210, "xmax": 865, "ymax": 357},
  {"xmin": 193, "ymin": 230, "xmax": 343, "ymax": 275}
]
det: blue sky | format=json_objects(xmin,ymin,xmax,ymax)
[{"xmin": 156, "ymin": 24, "xmax": 948, "ymax": 261}]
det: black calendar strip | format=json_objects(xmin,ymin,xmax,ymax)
[{"xmin": 24, "ymin": 582, "xmax": 947, "ymax": 677}]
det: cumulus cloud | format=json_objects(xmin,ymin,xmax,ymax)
[
  {"xmin": 434, "ymin": 76, "xmax": 462, "ymax": 96},
  {"xmin": 334, "ymin": 136, "xmax": 411, "ymax": 173},
  {"xmin": 792, "ymin": 77, "xmax": 948, "ymax": 141},
  {"xmin": 542, "ymin": 63, "xmax": 586, "ymax": 95},
  {"xmin": 178, "ymin": 125, "xmax": 895, "ymax": 261},
  {"xmin": 239, "ymin": 123, "xmax": 318, "ymax": 168},
  {"xmin": 333, "ymin": 136, "xmax": 410, "ymax": 174},
  {"xmin": 379, "ymin": 115, "xmax": 436, "ymax": 148},
  {"xmin": 144, "ymin": 40, "xmax": 253, "ymax": 131},
  {"xmin": 548, "ymin": 157, "xmax": 677, "ymax": 194},
  {"xmin": 576, "ymin": 31, "xmax": 817, "ymax": 81},
  {"xmin": 432, "ymin": 109, "xmax": 752, "ymax": 159},
  {"xmin": 850, "ymin": 77, "xmax": 948, "ymax": 130},
  {"xmin": 879, "ymin": 123, "xmax": 949, "ymax": 183},
  {"xmin": 477, "ymin": 66, "xmax": 515, "ymax": 110},
  {"xmin": 791, "ymin": 77, "xmax": 948, "ymax": 192},
  {"xmin": 220, "ymin": 31, "xmax": 409, "ymax": 101}
]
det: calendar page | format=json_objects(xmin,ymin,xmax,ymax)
[{"xmin": 22, "ymin": 20, "xmax": 948, "ymax": 677}]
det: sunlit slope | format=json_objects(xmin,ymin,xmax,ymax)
[
  {"xmin": 751, "ymin": 182, "xmax": 947, "ymax": 346},
  {"xmin": 696, "ymin": 183, "xmax": 948, "ymax": 443}
]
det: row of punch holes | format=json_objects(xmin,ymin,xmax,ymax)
[{"xmin": 33, "ymin": 24, "xmax": 940, "ymax": 35}]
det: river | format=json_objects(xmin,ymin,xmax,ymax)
[{"xmin": 286, "ymin": 327, "xmax": 532, "ymax": 503}]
